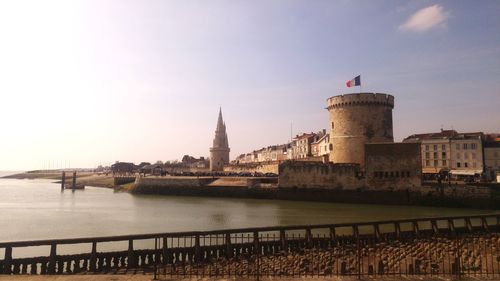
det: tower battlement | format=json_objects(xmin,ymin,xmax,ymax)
[{"xmin": 326, "ymin": 93, "xmax": 394, "ymax": 109}]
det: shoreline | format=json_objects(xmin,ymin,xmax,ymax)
[{"xmin": 3, "ymin": 172, "xmax": 499, "ymax": 210}]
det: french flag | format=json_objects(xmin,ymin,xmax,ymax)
[{"xmin": 346, "ymin": 75, "xmax": 361, "ymax": 87}]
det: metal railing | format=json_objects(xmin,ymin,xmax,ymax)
[{"xmin": 0, "ymin": 214, "xmax": 499, "ymax": 278}]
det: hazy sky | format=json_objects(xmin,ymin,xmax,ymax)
[{"xmin": 0, "ymin": 0, "xmax": 499, "ymax": 170}]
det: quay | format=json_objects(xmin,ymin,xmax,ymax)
[{"xmin": 1, "ymin": 214, "xmax": 499, "ymax": 279}]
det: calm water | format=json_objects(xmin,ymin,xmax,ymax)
[{"xmin": 0, "ymin": 177, "xmax": 492, "ymax": 244}]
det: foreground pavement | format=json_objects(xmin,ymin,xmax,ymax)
[{"xmin": 1, "ymin": 275, "xmax": 499, "ymax": 281}]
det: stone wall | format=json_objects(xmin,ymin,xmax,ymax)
[
  {"xmin": 365, "ymin": 143, "xmax": 422, "ymax": 190},
  {"xmin": 278, "ymin": 161, "xmax": 364, "ymax": 190},
  {"xmin": 224, "ymin": 162, "xmax": 279, "ymax": 174}
]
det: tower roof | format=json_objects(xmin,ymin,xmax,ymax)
[{"xmin": 211, "ymin": 107, "xmax": 229, "ymax": 149}]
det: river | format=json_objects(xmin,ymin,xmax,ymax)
[{"xmin": 0, "ymin": 177, "xmax": 492, "ymax": 244}]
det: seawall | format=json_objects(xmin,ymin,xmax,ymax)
[{"xmin": 132, "ymin": 178, "xmax": 499, "ymax": 209}]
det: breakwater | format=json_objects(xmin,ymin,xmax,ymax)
[{"xmin": 1, "ymin": 214, "xmax": 499, "ymax": 278}]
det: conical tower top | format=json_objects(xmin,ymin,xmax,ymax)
[{"xmin": 210, "ymin": 107, "xmax": 230, "ymax": 171}]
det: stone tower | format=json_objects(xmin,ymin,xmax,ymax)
[
  {"xmin": 210, "ymin": 108, "xmax": 230, "ymax": 171},
  {"xmin": 326, "ymin": 93, "xmax": 394, "ymax": 168}
]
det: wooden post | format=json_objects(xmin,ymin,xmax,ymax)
[
  {"xmin": 127, "ymin": 239, "xmax": 136, "ymax": 268},
  {"xmin": 48, "ymin": 243, "xmax": 57, "ymax": 274},
  {"xmin": 72, "ymin": 171, "xmax": 76, "ymax": 189},
  {"xmin": 61, "ymin": 171, "xmax": 65, "ymax": 190},
  {"xmin": 90, "ymin": 242, "xmax": 97, "ymax": 272},
  {"xmin": 3, "ymin": 246, "xmax": 12, "ymax": 274}
]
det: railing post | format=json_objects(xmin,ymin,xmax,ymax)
[
  {"xmin": 373, "ymin": 224, "xmax": 380, "ymax": 240},
  {"xmin": 394, "ymin": 222, "xmax": 401, "ymax": 238},
  {"xmin": 465, "ymin": 218, "xmax": 472, "ymax": 232},
  {"xmin": 48, "ymin": 243, "xmax": 57, "ymax": 274},
  {"xmin": 353, "ymin": 225, "xmax": 359, "ymax": 239},
  {"xmin": 3, "ymin": 246, "xmax": 12, "ymax": 274},
  {"xmin": 481, "ymin": 217, "xmax": 489, "ymax": 232},
  {"xmin": 128, "ymin": 239, "xmax": 136, "ymax": 268},
  {"xmin": 194, "ymin": 234, "xmax": 201, "ymax": 262},
  {"xmin": 329, "ymin": 227, "xmax": 336, "ymax": 241},
  {"xmin": 225, "ymin": 233, "xmax": 233, "ymax": 259},
  {"xmin": 431, "ymin": 219, "xmax": 438, "ymax": 234},
  {"xmin": 162, "ymin": 236, "xmax": 169, "ymax": 264},
  {"xmin": 279, "ymin": 230, "xmax": 287, "ymax": 252},
  {"xmin": 90, "ymin": 242, "xmax": 97, "ymax": 272},
  {"xmin": 253, "ymin": 231, "xmax": 259, "ymax": 255},
  {"xmin": 448, "ymin": 219, "xmax": 456, "ymax": 234},
  {"xmin": 412, "ymin": 221, "xmax": 419, "ymax": 236},
  {"xmin": 305, "ymin": 228, "xmax": 312, "ymax": 248}
]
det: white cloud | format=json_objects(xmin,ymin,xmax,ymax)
[{"xmin": 399, "ymin": 4, "xmax": 450, "ymax": 32}]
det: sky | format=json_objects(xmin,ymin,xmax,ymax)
[{"xmin": 0, "ymin": 0, "xmax": 499, "ymax": 170}]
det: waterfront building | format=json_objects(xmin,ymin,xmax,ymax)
[
  {"xmin": 326, "ymin": 93, "xmax": 394, "ymax": 168},
  {"xmin": 209, "ymin": 108, "xmax": 230, "ymax": 171},
  {"xmin": 449, "ymin": 132, "xmax": 484, "ymax": 177},
  {"xmin": 403, "ymin": 130, "xmax": 456, "ymax": 175},
  {"xmin": 293, "ymin": 132, "xmax": 316, "ymax": 159},
  {"xmin": 404, "ymin": 130, "xmax": 484, "ymax": 179},
  {"xmin": 484, "ymin": 134, "xmax": 500, "ymax": 182}
]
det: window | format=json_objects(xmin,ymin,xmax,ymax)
[
  {"xmin": 425, "ymin": 152, "xmax": 430, "ymax": 159},
  {"xmin": 463, "ymin": 143, "xmax": 468, "ymax": 150},
  {"xmin": 433, "ymin": 152, "xmax": 438, "ymax": 158},
  {"xmin": 456, "ymin": 143, "xmax": 460, "ymax": 150},
  {"xmin": 396, "ymin": 171, "xmax": 399, "ymax": 177},
  {"xmin": 442, "ymin": 160, "xmax": 447, "ymax": 166},
  {"xmin": 471, "ymin": 143, "xmax": 477, "ymax": 149},
  {"xmin": 425, "ymin": 160, "xmax": 430, "ymax": 166},
  {"xmin": 457, "ymin": 162, "xmax": 461, "ymax": 168},
  {"xmin": 390, "ymin": 171, "xmax": 394, "ymax": 177},
  {"xmin": 433, "ymin": 145, "xmax": 438, "ymax": 150},
  {"xmin": 425, "ymin": 145, "xmax": 429, "ymax": 151},
  {"xmin": 331, "ymin": 122, "xmax": 334, "ymax": 129},
  {"xmin": 406, "ymin": 171, "xmax": 410, "ymax": 177},
  {"xmin": 442, "ymin": 152, "xmax": 446, "ymax": 158},
  {"xmin": 384, "ymin": 172, "xmax": 388, "ymax": 178},
  {"xmin": 400, "ymin": 171, "xmax": 405, "ymax": 178},
  {"xmin": 442, "ymin": 144, "xmax": 446, "ymax": 150},
  {"xmin": 434, "ymin": 160, "xmax": 438, "ymax": 167},
  {"xmin": 464, "ymin": 162, "xmax": 468, "ymax": 168}
]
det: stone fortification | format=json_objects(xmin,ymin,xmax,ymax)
[
  {"xmin": 278, "ymin": 161, "xmax": 364, "ymax": 189},
  {"xmin": 223, "ymin": 162, "xmax": 279, "ymax": 174},
  {"xmin": 365, "ymin": 142, "xmax": 422, "ymax": 190},
  {"xmin": 326, "ymin": 93, "xmax": 394, "ymax": 168}
]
